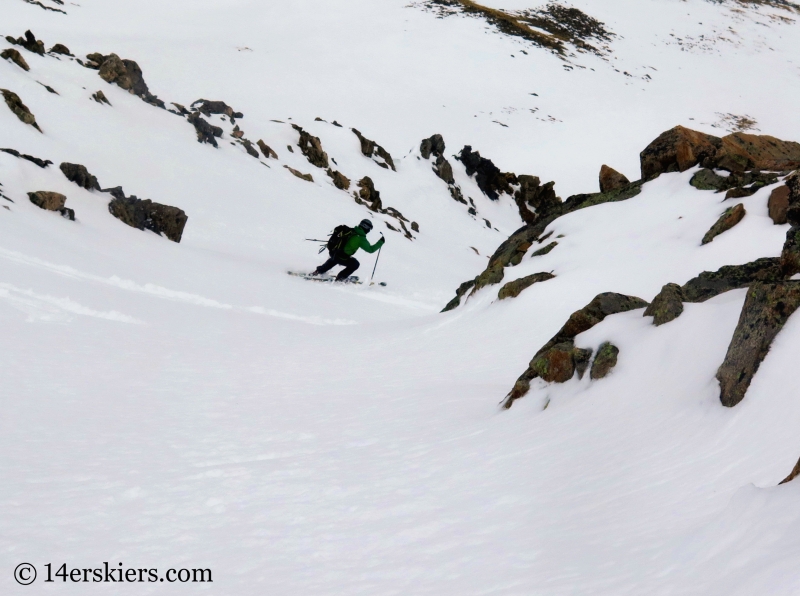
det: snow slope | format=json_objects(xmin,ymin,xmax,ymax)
[{"xmin": 2, "ymin": 0, "xmax": 800, "ymax": 594}]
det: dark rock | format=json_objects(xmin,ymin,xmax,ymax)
[
  {"xmin": 420, "ymin": 134, "xmax": 446, "ymax": 159},
  {"xmin": 1, "ymin": 89, "xmax": 41, "ymax": 131},
  {"xmin": 327, "ymin": 169, "xmax": 350, "ymax": 190},
  {"xmin": 456, "ymin": 145, "xmax": 515, "ymax": 200},
  {"xmin": 643, "ymin": 283, "xmax": 684, "ymax": 326},
  {"xmin": 563, "ymin": 181, "xmax": 643, "ymax": 211},
  {"xmin": 432, "ymin": 155, "xmax": 455, "ymax": 185},
  {"xmin": 28, "ymin": 191, "xmax": 66, "ymax": 210},
  {"xmin": 91, "ymin": 90, "xmax": 111, "ymax": 105},
  {"xmin": 49, "ymin": 43, "xmax": 72, "ymax": 56},
  {"xmin": 701, "ymin": 203, "xmax": 746, "ymax": 245},
  {"xmin": 780, "ymin": 226, "xmax": 800, "ymax": 277},
  {"xmin": 690, "ymin": 168, "xmax": 730, "ymax": 191},
  {"xmin": 779, "ymin": 457, "xmax": 800, "ymax": 485},
  {"xmin": 257, "ymin": 140, "xmax": 278, "ymax": 159},
  {"xmin": 1, "ymin": 48, "xmax": 30, "ymax": 71},
  {"xmin": 60, "ymin": 163, "xmax": 101, "ymax": 190},
  {"xmin": 241, "ymin": 139, "xmax": 259, "ymax": 158},
  {"xmin": 590, "ymin": 342, "xmax": 619, "ymax": 380},
  {"xmin": 191, "ymin": 99, "xmax": 243, "ymax": 121},
  {"xmin": 17, "ymin": 1, "xmax": 65, "ymax": 14},
  {"xmin": 717, "ymin": 281, "xmax": 800, "ymax": 407},
  {"xmin": 502, "ymin": 292, "xmax": 648, "ymax": 407},
  {"xmin": 768, "ymin": 185, "xmax": 790, "ymax": 225},
  {"xmin": 284, "ymin": 166, "xmax": 313, "ymax": 182},
  {"xmin": 441, "ymin": 279, "xmax": 476, "ymax": 312},
  {"xmin": 682, "ymin": 258, "xmax": 783, "ymax": 302},
  {"xmin": 292, "ymin": 125, "xmax": 328, "ymax": 169},
  {"xmin": 187, "ymin": 112, "xmax": 222, "ymax": 147},
  {"xmin": 59, "ymin": 207, "xmax": 75, "ymax": 221},
  {"xmin": 356, "ymin": 176, "xmax": 382, "ymax": 211},
  {"xmin": 411, "ymin": 221, "xmax": 419, "ymax": 232},
  {"xmin": 514, "ymin": 175, "xmax": 560, "ymax": 224},
  {"xmin": 599, "ymin": 164, "xmax": 629, "ymax": 193},
  {"xmin": 497, "ymin": 272, "xmax": 555, "ymax": 300},
  {"xmin": 107, "ymin": 189, "xmax": 187, "ymax": 242},
  {"xmin": 352, "ymin": 129, "xmax": 396, "ymax": 171},
  {"xmin": 9, "ymin": 30, "xmax": 46, "ymax": 55},
  {"xmin": 91, "ymin": 53, "xmax": 164, "ymax": 107},
  {"xmin": 0, "ymin": 148, "xmax": 51, "ymax": 168},
  {"xmin": 724, "ymin": 186, "xmax": 758, "ymax": 200},
  {"xmin": 574, "ymin": 347, "xmax": 593, "ymax": 379},
  {"xmin": 531, "ymin": 241, "xmax": 557, "ymax": 257},
  {"xmin": 38, "ymin": 82, "xmax": 58, "ymax": 94},
  {"xmin": 640, "ymin": 126, "xmax": 722, "ymax": 180},
  {"xmin": 785, "ymin": 175, "xmax": 800, "ymax": 226}
]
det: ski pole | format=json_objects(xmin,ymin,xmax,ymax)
[
  {"xmin": 304, "ymin": 238, "xmax": 328, "ymax": 242},
  {"xmin": 370, "ymin": 239, "xmax": 383, "ymax": 285}
]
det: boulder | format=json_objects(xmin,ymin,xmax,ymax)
[
  {"xmin": 356, "ymin": 176, "xmax": 382, "ymax": 211},
  {"xmin": 292, "ymin": 125, "xmax": 328, "ymax": 169},
  {"xmin": 456, "ymin": 145, "xmax": 515, "ymax": 200},
  {"xmin": 106, "ymin": 187, "xmax": 187, "ymax": 242},
  {"xmin": 420, "ymin": 134, "xmax": 446, "ymax": 159},
  {"xmin": 1, "ymin": 89, "xmax": 41, "ymax": 131},
  {"xmin": 191, "ymin": 99, "xmax": 243, "ymax": 120},
  {"xmin": 49, "ymin": 43, "xmax": 72, "ymax": 56},
  {"xmin": 590, "ymin": 342, "xmax": 619, "ymax": 380},
  {"xmin": 640, "ymin": 126, "xmax": 721, "ymax": 180},
  {"xmin": 502, "ymin": 292, "xmax": 648, "ymax": 407},
  {"xmin": 352, "ymin": 129, "xmax": 396, "ymax": 171},
  {"xmin": 327, "ymin": 169, "xmax": 350, "ymax": 190},
  {"xmin": 89, "ymin": 53, "xmax": 164, "ymax": 108},
  {"xmin": 780, "ymin": 226, "xmax": 800, "ymax": 278},
  {"xmin": 28, "ymin": 191, "xmax": 65, "ymax": 210},
  {"xmin": 0, "ymin": 148, "xmax": 51, "ymax": 168},
  {"xmin": 599, "ymin": 165, "xmax": 629, "ymax": 193},
  {"xmin": 283, "ymin": 166, "xmax": 313, "ymax": 182},
  {"xmin": 497, "ymin": 272, "xmax": 555, "ymax": 300},
  {"xmin": 769, "ymin": 185, "xmax": 790, "ymax": 225},
  {"xmin": 701, "ymin": 203, "xmax": 746, "ymax": 245},
  {"xmin": 1, "ymin": 48, "xmax": 30, "ymax": 71},
  {"xmin": 59, "ymin": 163, "xmax": 101, "ymax": 190},
  {"xmin": 690, "ymin": 168, "xmax": 730, "ymax": 192},
  {"xmin": 257, "ymin": 140, "xmax": 278, "ymax": 159},
  {"xmin": 717, "ymin": 281, "xmax": 800, "ymax": 407},
  {"xmin": 187, "ymin": 112, "xmax": 222, "ymax": 147},
  {"xmin": 682, "ymin": 258, "xmax": 783, "ymax": 303},
  {"xmin": 643, "ymin": 283, "xmax": 684, "ymax": 326}
]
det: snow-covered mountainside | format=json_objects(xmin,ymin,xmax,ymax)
[{"xmin": 3, "ymin": 0, "xmax": 800, "ymax": 594}]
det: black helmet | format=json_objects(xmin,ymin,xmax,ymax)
[{"xmin": 359, "ymin": 219, "xmax": 373, "ymax": 232}]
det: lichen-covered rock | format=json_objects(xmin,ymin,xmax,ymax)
[
  {"xmin": 327, "ymin": 169, "xmax": 350, "ymax": 190},
  {"xmin": 1, "ymin": 89, "xmax": 42, "ymax": 131},
  {"xmin": 715, "ymin": 133, "xmax": 800, "ymax": 173},
  {"xmin": 60, "ymin": 163, "xmax": 101, "ymax": 190},
  {"xmin": 292, "ymin": 125, "xmax": 329, "ymax": 169},
  {"xmin": 716, "ymin": 281, "xmax": 800, "ymax": 407},
  {"xmin": 352, "ymin": 129, "xmax": 395, "ymax": 171},
  {"xmin": 441, "ymin": 279, "xmax": 476, "ymax": 313},
  {"xmin": 90, "ymin": 53, "xmax": 164, "ymax": 108},
  {"xmin": 1, "ymin": 48, "xmax": 30, "ymax": 71},
  {"xmin": 530, "ymin": 342, "xmax": 580, "ymax": 383},
  {"xmin": 640, "ymin": 126, "xmax": 722, "ymax": 180},
  {"xmin": 497, "ymin": 272, "xmax": 555, "ymax": 300},
  {"xmin": 49, "ymin": 43, "xmax": 72, "ymax": 56},
  {"xmin": 769, "ymin": 185, "xmax": 790, "ymax": 225},
  {"xmin": 590, "ymin": 342, "xmax": 619, "ymax": 379},
  {"xmin": 191, "ymin": 99, "xmax": 243, "ymax": 120},
  {"xmin": 599, "ymin": 164, "xmax": 629, "ymax": 193},
  {"xmin": 690, "ymin": 168, "xmax": 730, "ymax": 191},
  {"xmin": 682, "ymin": 258, "xmax": 783, "ymax": 302},
  {"xmin": 780, "ymin": 226, "xmax": 800, "ymax": 278},
  {"xmin": 644, "ymin": 283, "xmax": 684, "ymax": 326},
  {"xmin": 702, "ymin": 204, "xmax": 745, "ymax": 245},
  {"xmin": 28, "ymin": 191, "xmax": 66, "ymax": 210},
  {"xmin": 502, "ymin": 292, "xmax": 648, "ymax": 407},
  {"xmin": 187, "ymin": 112, "xmax": 223, "ymax": 146},
  {"xmin": 531, "ymin": 241, "xmax": 557, "ymax": 257},
  {"xmin": 107, "ymin": 187, "xmax": 187, "ymax": 242},
  {"xmin": 563, "ymin": 181, "xmax": 643, "ymax": 212},
  {"xmin": 257, "ymin": 140, "xmax": 278, "ymax": 159}
]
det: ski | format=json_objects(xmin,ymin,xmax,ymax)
[{"xmin": 287, "ymin": 271, "xmax": 386, "ymax": 286}]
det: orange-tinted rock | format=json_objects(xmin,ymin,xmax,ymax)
[
  {"xmin": 716, "ymin": 133, "xmax": 800, "ymax": 173},
  {"xmin": 599, "ymin": 164, "xmax": 630, "ymax": 193},
  {"xmin": 769, "ymin": 185, "xmax": 790, "ymax": 225},
  {"xmin": 640, "ymin": 125, "xmax": 721, "ymax": 180}
]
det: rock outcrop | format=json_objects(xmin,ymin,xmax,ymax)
[
  {"xmin": 191, "ymin": 99, "xmax": 243, "ymax": 121},
  {"xmin": 356, "ymin": 177, "xmax": 382, "ymax": 211},
  {"xmin": 352, "ymin": 129, "xmax": 396, "ymax": 171},
  {"xmin": 6, "ymin": 30, "xmax": 45, "ymax": 55},
  {"xmin": 641, "ymin": 126, "xmax": 800, "ymax": 179},
  {"xmin": 681, "ymin": 258, "xmax": 783, "ymax": 303},
  {"xmin": 420, "ymin": 134, "xmax": 468, "ymax": 205},
  {"xmin": 91, "ymin": 90, "xmax": 111, "ymax": 105},
  {"xmin": 0, "ymin": 148, "xmax": 51, "ymax": 168},
  {"xmin": 327, "ymin": 169, "xmax": 350, "ymax": 190},
  {"xmin": 284, "ymin": 166, "xmax": 313, "ymax": 182},
  {"xmin": 441, "ymin": 280, "xmax": 476, "ymax": 313},
  {"xmin": 456, "ymin": 145, "xmax": 515, "ymax": 200},
  {"xmin": 717, "ymin": 281, "xmax": 800, "ymax": 407},
  {"xmin": 187, "ymin": 112, "xmax": 223, "ymax": 146},
  {"xmin": 84, "ymin": 53, "xmax": 164, "ymax": 108},
  {"xmin": 292, "ymin": 125, "xmax": 329, "ymax": 169},
  {"xmin": 514, "ymin": 176, "xmax": 560, "ymax": 225},
  {"xmin": 106, "ymin": 187, "xmax": 187, "ymax": 242},
  {"xmin": 28, "ymin": 191, "xmax": 74, "ymax": 220},
  {"xmin": 257, "ymin": 140, "xmax": 278, "ymax": 159},
  {"xmin": 590, "ymin": 342, "xmax": 619, "ymax": 380},
  {"xmin": 49, "ymin": 43, "xmax": 72, "ymax": 56},
  {"xmin": 1, "ymin": 49, "xmax": 30, "ymax": 71},
  {"xmin": 1, "ymin": 89, "xmax": 42, "ymax": 131},
  {"xmin": 420, "ymin": 134, "xmax": 446, "ymax": 160},
  {"xmin": 780, "ymin": 226, "xmax": 800, "ymax": 278},
  {"xmin": 599, "ymin": 165, "xmax": 629, "ymax": 193},
  {"xmin": 701, "ymin": 203, "xmax": 746, "ymax": 245},
  {"xmin": 60, "ymin": 163, "xmax": 101, "ymax": 190},
  {"xmin": 769, "ymin": 185, "xmax": 790, "ymax": 225},
  {"xmin": 531, "ymin": 241, "xmax": 557, "ymax": 257},
  {"xmin": 502, "ymin": 292, "xmax": 648, "ymax": 407},
  {"xmin": 643, "ymin": 283, "xmax": 684, "ymax": 326},
  {"xmin": 497, "ymin": 272, "xmax": 555, "ymax": 300}
]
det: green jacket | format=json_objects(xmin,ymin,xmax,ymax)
[{"xmin": 342, "ymin": 227, "xmax": 385, "ymax": 256}]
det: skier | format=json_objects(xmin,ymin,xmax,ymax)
[{"xmin": 312, "ymin": 219, "xmax": 385, "ymax": 281}]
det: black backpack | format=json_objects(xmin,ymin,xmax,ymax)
[{"xmin": 325, "ymin": 225, "xmax": 354, "ymax": 256}]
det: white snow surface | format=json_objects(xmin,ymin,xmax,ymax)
[{"xmin": 2, "ymin": 0, "xmax": 800, "ymax": 594}]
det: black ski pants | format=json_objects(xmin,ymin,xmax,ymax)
[{"xmin": 315, "ymin": 253, "xmax": 360, "ymax": 280}]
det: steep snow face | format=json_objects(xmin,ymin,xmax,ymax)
[{"xmin": 3, "ymin": 0, "xmax": 800, "ymax": 594}]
